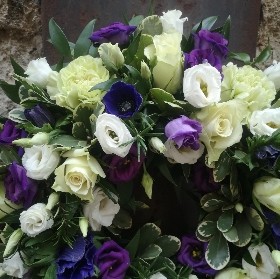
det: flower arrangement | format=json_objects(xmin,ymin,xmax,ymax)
[{"xmin": 0, "ymin": 8, "xmax": 280, "ymax": 279}]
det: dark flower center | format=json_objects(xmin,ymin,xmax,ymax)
[
  {"xmin": 119, "ymin": 100, "xmax": 134, "ymax": 112},
  {"xmin": 192, "ymin": 246, "xmax": 202, "ymax": 259}
]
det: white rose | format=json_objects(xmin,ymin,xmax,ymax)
[
  {"xmin": 144, "ymin": 32, "xmax": 183, "ymax": 94},
  {"xmin": 164, "ymin": 139, "xmax": 204, "ymax": 164},
  {"xmin": 22, "ymin": 145, "xmax": 60, "ymax": 180},
  {"xmin": 160, "ymin": 9, "xmax": 188, "ymax": 34},
  {"xmin": 83, "ymin": 187, "xmax": 120, "ymax": 231},
  {"xmin": 19, "ymin": 203, "xmax": 54, "ymax": 237},
  {"xmin": 242, "ymin": 244, "xmax": 279, "ymax": 279},
  {"xmin": 183, "ymin": 63, "xmax": 222, "ymax": 108},
  {"xmin": 149, "ymin": 272, "xmax": 167, "ymax": 279},
  {"xmin": 264, "ymin": 60, "xmax": 280, "ymax": 91},
  {"xmin": 249, "ymin": 108, "xmax": 280, "ymax": 136},
  {"xmin": 52, "ymin": 148, "xmax": 105, "ymax": 201},
  {"xmin": 94, "ymin": 113, "xmax": 134, "ymax": 157},
  {"xmin": 215, "ymin": 267, "xmax": 251, "ymax": 279},
  {"xmin": 1, "ymin": 252, "xmax": 28, "ymax": 278},
  {"xmin": 25, "ymin": 57, "xmax": 53, "ymax": 88}
]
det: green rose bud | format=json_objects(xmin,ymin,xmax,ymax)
[{"xmin": 3, "ymin": 229, "xmax": 23, "ymax": 258}]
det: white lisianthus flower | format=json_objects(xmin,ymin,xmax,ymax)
[
  {"xmin": 144, "ymin": 32, "xmax": 183, "ymax": 94},
  {"xmin": 94, "ymin": 113, "xmax": 134, "ymax": 157},
  {"xmin": 242, "ymin": 244, "xmax": 279, "ymax": 279},
  {"xmin": 164, "ymin": 139, "xmax": 204, "ymax": 164},
  {"xmin": 215, "ymin": 267, "xmax": 251, "ymax": 279},
  {"xmin": 160, "ymin": 9, "xmax": 188, "ymax": 34},
  {"xmin": 221, "ymin": 63, "xmax": 276, "ymax": 115},
  {"xmin": 19, "ymin": 203, "xmax": 54, "ymax": 237},
  {"xmin": 253, "ymin": 176, "xmax": 280, "ymax": 215},
  {"xmin": 1, "ymin": 252, "xmax": 28, "ymax": 278},
  {"xmin": 52, "ymin": 148, "xmax": 106, "ymax": 201},
  {"xmin": 264, "ymin": 60, "xmax": 280, "ymax": 91},
  {"xmin": 249, "ymin": 108, "xmax": 280, "ymax": 136},
  {"xmin": 272, "ymin": 250, "xmax": 280, "ymax": 266},
  {"xmin": 189, "ymin": 276, "xmax": 199, "ymax": 279},
  {"xmin": 25, "ymin": 57, "xmax": 53, "ymax": 88},
  {"xmin": 183, "ymin": 63, "xmax": 222, "ymax": 108},
  {"xmin": 83, "ymin": 187, "xmax": 120, "ymax": 231},
  {"xmin": 149, "ymin": 272, "xmax": 167, "ymax": 279},
  {"xmin": 195, "ymin": 99, "xmax": 246, "ymax": 165},
  {"xmin": 22, "ymin": 145, "xmax": 60, "ymax": 180},
  {"xmin": 98, "ymin": 43, "xmax": 124, "ymax": 71}
]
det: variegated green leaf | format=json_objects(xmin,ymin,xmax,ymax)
[
  {"xmin": 223, "ymin": 226, "xmax": 238, "ymax": 243},
  {"xmin": 140, "ymin": 244, "xmax": 162, "ymax": 260},
  {"xmin": 138, "ymin": 223, "xmax": 161, "ymax": 254},
  {"xmin": 245, "ymin": 207, "xmax": 264, "ymax": 231},
  {"xmin": 155, "ymin": 235, "xmax": 181, "ymax": 257},
  {"xmin": 112, "ymin": 209, "xmax": 132, "ymax": 229},
  {"xmin": 201, "ymin": 193, "xmax": 226, "ymax": 212},
  {"xmin": 139, "ymin": 15, "xmax": 163, "ymax": 36},
  {"xmin": 205, "ymin": 232, "xmax": 230, "ymax": 270},
  {"xmin": 197, "ymin": 221, "xmax": 217, "ymax": 238},
  {"xmin": 217, "ymin": 211, "xmax": 234, "ymax": 233},
  {"xmin": 233, "ymin": 215, "xmax": 252, "ymax": 247}
]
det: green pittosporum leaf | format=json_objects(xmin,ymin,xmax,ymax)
[
  {"xmin": 217, "ymin": 210, "xmax": 234, "ymax": 233},
  {"xmin": 192, "ymin": 16, "xmax": 218, "ymax": 33},
  {"xmin": 155, "ymin": 235, "xmax": 181, "ymax": 258},
  {"xmin": 140, "ymin": 244, "xmax": 162, "ymax": 260},
  {"xmin": 229, "ymin": 52, "xmax": 251, "ymax": 64},
  {"xmin": 252, "ymin": 45, "xmax": 272, "ymax": 65},
  {"xmin": 213, "ymin": 151, "xmax": 233, "ymax": 182},
  {"xmin": 233, "ymin": 214, "xmax": 252, "ymax": 247},
  {"xmin": 197, "ymin": 220, "xmax": 217, "ymax": 240},
  {"xmin": 245, "ymin": 207, "xmax": 264, "ymax": 231}
]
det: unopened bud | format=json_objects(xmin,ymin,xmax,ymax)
[
  {"xmin": 3, "ymin": 229, "xmax": 23, "ymax": 257},
  {"xmin": 79, "ymin": 217, "xmax": 89, "ymax": 237},
  {"xmin": 46, "ymin": 192, "xmax": 59, "ymax": 211},
  {"xmin": 149, "ymin": 137, "xmax": 166, "ymax": 154},
  {"xmin": 141, "ymin": 61, "xmax": 151, "ymax": 79},
  {"xmin": 141, "ymin": 169, "xmax": 153, "ymax": 199},
  {"xmin": 235, "ymin": 203, "xmax": 243, "ymax": 213},
  {"xmin": 13, "ymin": 132, "xmax": 49, "ymax": 147}
]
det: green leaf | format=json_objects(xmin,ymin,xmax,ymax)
[
  {"xmin": 201, "ymin": 193, "xmax": 226, "ymax": 212},
  {"xmin": 140, "ymin": 244, "xmax": 162, "ymax": 260},
  {"xmin": 229, "ymin": 52, "xmax": 251, "ymax": 64},
  {"xmin": 245, "ymin": 207, "xmax": 264, "ymax": 231},
  {"xmin": 112, "ymin": 208, "xmax": 132, "ymax": 229},
  {"xmin": 126, "ymin": 231, "xmax": 140, "ymax": 260},
  {"xmin": 217, "ymin": 211, "xmax": 234, "ymax": 232},
  {"xmin": 223, "ymin": 226, "xmax": 239, "ymax": 242},
  {"xmin": 139, "ymin": 15, "xmax": 163, "ymax": 36},
  {"xmin": 129, "ymin": 15, "xmax": 145, "ymax": 26},
  {"xmin": 0, "ymin": 146, "xmax": 20, "ymax": 164},
  {"xmin": 90, "ymin": 78, "xmax": 120, "ymax": 91},
  {"xmin": 229, "ymin": 166, "xmax": 240, "ymax": 200},
  {"xmin": 74, "ymin": 19, "xmax": 96, "ymax": 58},
  {"xmin": 252, "ymin": 46, "xmax": 271, "ymax": 65},
  {"xmin": 138, "ymin": 223, "xmax": 161, "ymax": 254},
  {"xmin": 10, "ymin": 57, "xmax": 26, "ymax": 77},
  {"xmin": 0, "ymin": 80, "xmax": 21, "ymax": 104},
  {"xmin": 192, "ymin": 16, "xmax": 218, "ymax": 32},
  {"xmin": 8, "ymin": 108, "xmax": 27, "ymax": 123},
  {"xmin": 49, "ymin": 18, "xmax": 71, "ymax": 57},
  {"xmin": 43, "ymin": 263, "xmax": 57, "ymax": 279},
  {"xmin": 233, "ymin": 214, "xmax": 252, "ymax": 247},
  {"xmin": 72, "ymin": 122, "xmax": 88, "ymax": 140},
  {"xmin": 150, "ymin": 88, "xmax": 175, "ymax": 111},
  {"xmin": 197, "ymin": 220, "xmax": 217, "ymax": 238},
  {"xmin": 155, "ymin": 235, "xmax": 181, "ymax": 257},
  {"xmin": 222, "ymin": 16, "xmax": 231, "ymax": 39},
  {"xmin": 50, "ymin": 135, "xmax": 87, "ymax": 148},
  {"xmin": 157, "ymin": 161, "xmax": 177, "ymax": 187},
  {"xmin": 213, "ymin": 151, "xmax": 232, "ymax": 182},
  {"xmin": 205, "ymin": 232, "xmax": 230, "ymax": 270},
  {"xmin": 243, "ymin": 249, "xmax": 257, "ymax": 267}
]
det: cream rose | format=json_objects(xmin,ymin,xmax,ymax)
[
  {"xmin": 52, "ymin": 148, "xmax": 105, "ymax": 201},
  {"xmin": 54, "ymin": 55, "xmax": 109, "ymax": 109},
  {"xmin": 249, "ymin": 108, "xmax": 280, "ymax": 136},
  {"xmin": 144, "ymin": 32, "xmax": 183, "ymax": 94},
  {"xmin": 183, "ymin": 63, "xmax": 222, "ymax": 108},
  {"xmin": 164, "ymin": 139, "xmax": 204, "ymax": 164},
  {"xmin": 264, "ymin": 60, "xmax": 280, "ymax": 91},
  {"xmin": 1, "ymin": 252, "xmax": 28, "ymax": 278},
  {"xmin": 19, "ymin": 203, "xmax": 54, "ymax": 237},
  {"xmin": 160, "ymin": 9, "xmax": 188, "ymax": 34},
  {"xmin": 253, "ymin": 176, "xmax": 280, "ymax": 215},
  {"xmin": 25, "ymin": 57, "xmax": 53, "ymax": 88},
  {"xmin": 242, "ymin": 244, "xmax": 279, "ymax": 279},
  {"xmin": 22, "ymin": 145, "xmax": 60, "ymax": 180},
  {"xmin": 94, "ymin": 113, "xmax": 134, "ymax": 157},
  {"xmin": 195, "ymin": 99, "xmax": 247, "ymax": 165},
  {"xmin": 83, "ymin": 187, "xmax": 120, "ymax": 231}
]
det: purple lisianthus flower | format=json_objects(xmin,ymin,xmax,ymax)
[
  {"xmin": 4, "ymin": 162, "xmax": 37, "ymax": 208},
  {"xmin": 24, "ymin": 104, "xmax": 55, "ymax": 128},
  {"xmin": 103, "ymin": 81, "xmax": 143, "ymax": 118},
  {"xmin": 56, "ymin": 234, "xmax": 97, "ymax": 279},
  {"xmin": 0, "ymin": 120, "xmax": 27, "ymax": 145},
  {"xmin": 104, "ymin": 144, "xmax": 145, "ymax": 183},
  {"xmin": 255, "ymin": 145, "xmax": 280, "ymax": 168},
  {"xmin": 165, "ymin": 116, "xmax": 202, "ymax": 150},
  {"xmin": 90, "ymin": 22, "xmax": 136, "ymax": 46},
  {"xmin": 194, "ymin": 29, "xmax": 228, "ymax": 61},
  {"xmin": 177, "ymin": 234, "xmax": 216, "ymax": 276},
  {"xmin": 191, "ymin": 163, "xmax": 220, "ymax": 194},
  {"xmin": 95, "ymin": 240, "xmax": 130, "ymax": 279},
  {"xmin": 184, "ymin": 49, "xmax": 222, "ymax": 71}
]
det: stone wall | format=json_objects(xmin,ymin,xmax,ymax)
[{"xmin": 0, "ymin": 0, "xmax": 279, "ymax": 116}]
